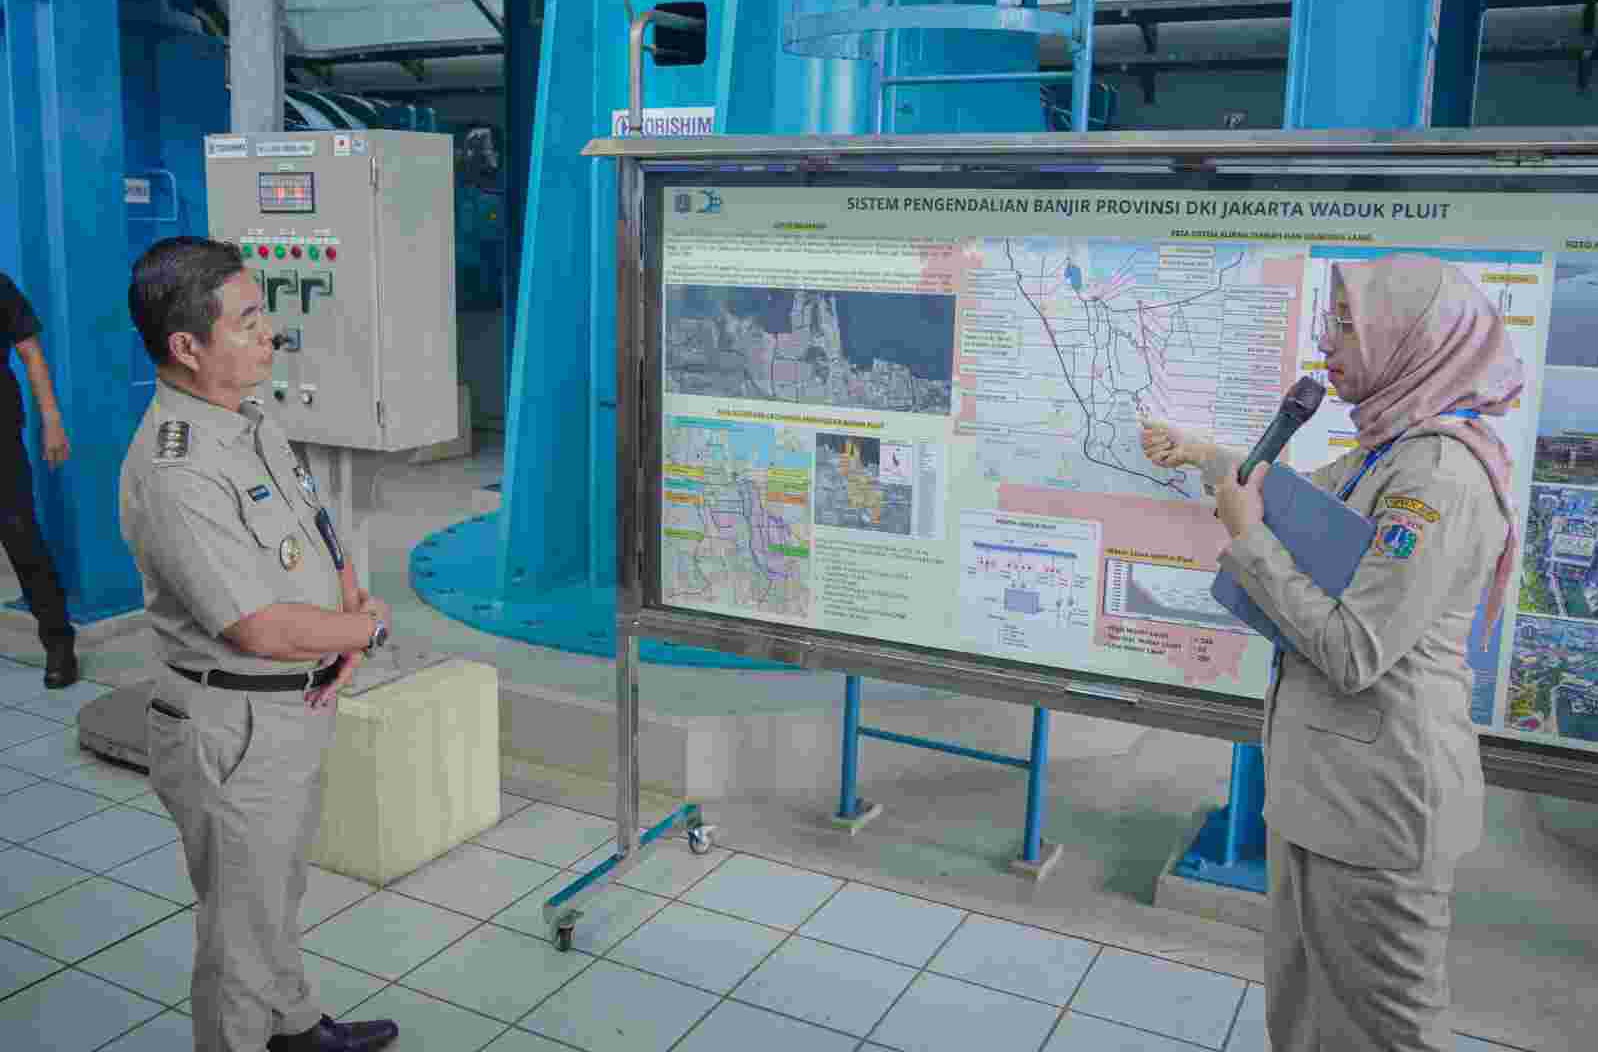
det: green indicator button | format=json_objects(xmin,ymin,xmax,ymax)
[
  {"xmin": 308, "ymin": 246, "xmax": 321, "ymax": 260},
  {"xmin": 274, "ymin": 245, "xmax": 286, "ymax": 259}
]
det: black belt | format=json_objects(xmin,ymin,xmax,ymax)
[{"xmin": 168, "ymin": 663, "xmax": 337, "ymax": 693}]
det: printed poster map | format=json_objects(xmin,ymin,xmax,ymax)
[
  {"xmin": 654, "ymin": 184, "xmax": 1586, "ymax": 746},
  {"xmin": 954, "ymin": 236, "xmax": 1302, "ymax": 688},
  {"xmin": 661, "ymin": 416, "xmax": 813, "ymax": 621}
]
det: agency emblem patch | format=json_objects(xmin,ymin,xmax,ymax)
[{"xmin": 1376, "ymin": 522, "xmax": 1419, "ymax": 560}]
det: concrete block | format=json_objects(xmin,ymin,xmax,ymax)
[{"xmin": 310, "ymin": 658, "xmax": 499, "ymax": 885}]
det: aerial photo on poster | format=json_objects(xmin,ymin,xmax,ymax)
[
  {"xmin": 1546, "ymin": 260, "xmax": 1598, "ymax": 368},
  {"xmin": 664, "ymin": 285, "xmax": 955, "ymax": 415},
  {"xmin": 1520, "ymin": 484, "xmax": 1598, "ymax": 622},
  {"xmin": 813, "ymin": 433, "xmax": 915, "ymax": 536},
  {"xmin": 1532, "ymin": 365, "xmax": 1598, "ymax": 486},
  {"xmin": 1507, "ymin": 615, "xmax": 1598, "ymax": 742}
]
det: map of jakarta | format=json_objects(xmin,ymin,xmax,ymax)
[
  {"xmin": 656, "ymin": 185, "xmax": 1575, "ymax": 747},
  {"xmin": 660, "ymin": 232, "xmax": 1304, "ymax": 693}
]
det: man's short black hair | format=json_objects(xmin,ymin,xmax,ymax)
[{"xmin": 128, "ymin": 237, "xmax": 246, "ymax": 367}]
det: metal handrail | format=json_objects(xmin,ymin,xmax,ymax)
[{"xmin": 627, "ymin": 8, "xmax": 707, "ymax": 137}]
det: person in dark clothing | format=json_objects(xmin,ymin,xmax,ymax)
[{"xmin": 1, "ymin": 272, "xmax": 78, "ymax": 687}]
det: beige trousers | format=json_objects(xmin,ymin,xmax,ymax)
[
  {"xmin": 146, "ymin": 668, "xmax": 335, "ymax": 1052},
  {"xmin": 1266, "ymin": 831, "xmax": 1457, "ymax": 1052}
]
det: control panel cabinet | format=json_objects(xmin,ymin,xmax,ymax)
[{"xmin": 204, "ymin": 131, "xmax": 458, "ymax": 451}]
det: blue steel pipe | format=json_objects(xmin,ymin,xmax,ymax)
[
  {"xmin": 859, "ymin": 726, "xmax": 1032, "ymax": 771},
  {"xmin": 880, "ymin": 71, "xmax": 1080, "ymax": 87},
  {"xmin": 544, "ymin": 802, "xmax": 701, "ymax": 911},
  {"xmin": 838, "ymin": 674, "xmax": 864, "ymax": 819},
  {"xmin": 1022, "ymin": 707, "xmax": 1050, "ymax": 863},
  {"xmin": 1224, "ymin": 744, "xmax": 1250, "ymax": 865},
  {"xmin": 1072, "ymin": 0, "xmax": 1095, "ymax": 132}
]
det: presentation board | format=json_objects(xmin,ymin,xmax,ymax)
[{"xmin": 595, "ymin": 131, "xmax": 1598, "ymax": 795}]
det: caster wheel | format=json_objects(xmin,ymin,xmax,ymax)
[
  {"xmin": 555, "ymin": 926, "xmax": 574, "ymax": 952},
  {"xmin": 688, "ymin": 828, "xmax": 713, "ymax": 855}
]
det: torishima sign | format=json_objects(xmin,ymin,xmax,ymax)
[{"xmin": 610, "ymin": 107, "xmax": 716, "ymax": 138}]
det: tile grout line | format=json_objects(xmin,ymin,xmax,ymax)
[
  {"xmin": 0, "ymin": 876, "xmax": 186, "ymax": 966},
  {"xmin": 1031, "ymin": 942, "xmax": 1104, "ymax": 1052},
  {"xmin": 1, "ymin": 950, "xmax": 172, "ymax": 1038},
  {"xmin": 78, "ymin": 984, "xmax": 172, "ymax": 1052},
  {"xmin": 0, "ymin": 819, "xmax": 191, "ymax": 921},
  {"xmin": 855, "ymin": 906, "xmax": 975, "ymax": 1052},
  {"xmin": 1218, "ymin": 980, "xmax": 1251, "ymax": 1051},
  {"xmin": 0, "ymin": 852, "xmax": 99, "ymax": 924},
  {"xmin": 1061, "ymin": 1007, "xmax": 1222, "ymax": 1050},
  {"xmin": 656, "ymin": 869, "xmax": 854, "ymax": 1052}
]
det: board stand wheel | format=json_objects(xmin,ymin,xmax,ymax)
[{"xmin": 687, "ymin": 821, "xmax": 717, "ymax": 855}]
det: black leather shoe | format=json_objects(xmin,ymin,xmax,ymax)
[
  {"xmin": 267, "ymin": 1017, "xmax": 398, "ymax": 1052},
  {"xmin": 43, "ymin": 641, "xmax": 78, "ymax": 690}
]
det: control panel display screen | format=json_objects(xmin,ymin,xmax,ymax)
[{"xmin": 258, "ymin": 172, "xmax": 316, "ymax": 213}]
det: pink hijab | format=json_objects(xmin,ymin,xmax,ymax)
[{"xmin": 1331, "ymin": 253, "xmax": 1523, "ymax": 638}]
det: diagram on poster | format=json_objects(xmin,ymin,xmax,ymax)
[{"xmin": 959, "ymin": 510, "xmax": 1099, "ymax": 658}]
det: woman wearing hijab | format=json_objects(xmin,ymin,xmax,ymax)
[{"xmin": 1142, "ymin": 253, "xmax": 1522, "ymax": 1052}]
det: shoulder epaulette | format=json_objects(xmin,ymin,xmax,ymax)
[{"xmin": 154, "ymin": 420, "xmax": 192, "ymax": 462}]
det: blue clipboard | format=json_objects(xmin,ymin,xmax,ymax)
[{"xmin": 1210, "ymin": 463, "xmax": 1377, "ymax": 653}]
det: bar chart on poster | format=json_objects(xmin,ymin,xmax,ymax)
[{"xmin": 650, "ymin": 176, "xmax": 1598, "ymax": 754}]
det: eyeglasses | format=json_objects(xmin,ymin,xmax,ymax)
[{"xmin": 1321, "ymin": 309, "xmax": 1355, "ymax": 335}]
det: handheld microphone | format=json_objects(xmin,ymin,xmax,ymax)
[{"xmin": 1236, "ymin": 376, "xmax": 1326, "ymax": 484}]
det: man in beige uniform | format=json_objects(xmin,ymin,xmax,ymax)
[{"xmin": 120, "ymin": 237, "xmax": 398, "ymax": 1052}]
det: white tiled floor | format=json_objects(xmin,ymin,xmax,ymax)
[{"xmin": 0, "ymin": 657, "xmax": 1533, "ymax": 1051}]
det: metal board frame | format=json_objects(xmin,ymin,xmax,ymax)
[{"xmin": 602, "ymin": 128, "xmax": 1598, "ymax": 805}]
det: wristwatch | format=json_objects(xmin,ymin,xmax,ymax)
[{"xmin": 364, "ymin": 614, "xmax": 388, "ymax": 655}]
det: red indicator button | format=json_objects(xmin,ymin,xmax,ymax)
[
  {"xmin": 290, "ymin": 246, "xmax": 303, "ymax": 259},
  {"xmin": 325, "ymin": 247, "xmax": 337, "ymax": 262},
  {"xmin": 256, "ymin": 245, "xmax": 269, "ymax": 258}
]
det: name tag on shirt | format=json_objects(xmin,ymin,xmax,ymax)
[{"xmin": 248, "ymin": 485, "xmax": 272, "ymax": 502}]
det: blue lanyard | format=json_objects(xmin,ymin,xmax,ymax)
[{"xmin": 1337, "ymin": 408, "xmax": 1480, "ymax": 502}]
